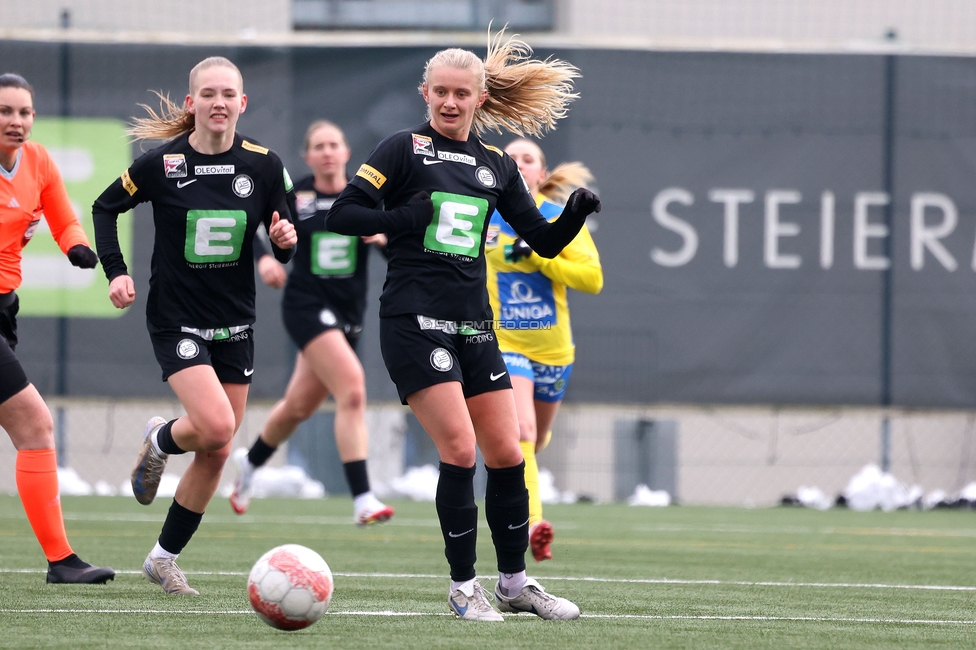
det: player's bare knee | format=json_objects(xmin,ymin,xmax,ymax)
[
  {"xmin": 439, "ymin": 442, "xmax": 476, "ymax": 468},
  {"xmin": 518, "ymin": 418, "xmax": 537, "ymax": 443},
  {"xmin": 197, "ymin": 417, "xmax": 237, "ymax": 451},
  {"xmin": 286, "ymin": 398, "xmax": 318, "ymax": 422},
  {"xmin": 336, "ymin": 385, "xmax": 365, "ymax": 413}
]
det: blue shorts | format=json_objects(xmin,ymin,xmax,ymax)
[{"xmin": 501, "ymin": 352, "xmax": 573, "ymax": 403}]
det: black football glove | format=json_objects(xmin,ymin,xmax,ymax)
[
  {"xmin": 564, "ymin": 187, "xmax": 602, "ymax": 220},
  {"xmin": 400, "ymin": 191, "xmax": 434, "ymax": 231},
  {"xmin": 67, "ymin": 244, "xmax": 98, "ymax": 269},
  {"xmin": 506, "ymin": 237, "xmax": 533, "ymax": 263}
]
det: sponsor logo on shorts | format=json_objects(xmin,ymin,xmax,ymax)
[
  {"xmin": 437, "ymin": 151, "xmax": 476, "ymax": 166},
  {"xmin": 226, "ymin": 330, "xmax": 249, "ymax": 343},
  {"xmin": 320, "ymin": 309, "xmax": 337, "ymax": 326},
  {"xmin": 475, "ymin": 166, "xmax": 495, "ymax": 188},
  {"xmin": 490, "ymin": 371, "xmax": 507, "ymax": 381},
  {"xmin": 176, "ymin": 339, "xmax": 199, "ymax": 360},
  {"xmin": 418, "ymin": 314, "xmax": 457, "ymax": 334},
  {"xmin": 429, "ymin": 348, "xmax": 454, "ymax": 372},
  {"xmin": 194, "ymin": 164, "xmax": 235, "ymax": 175},
  {"xmin": 244, "ymin": 368, "xmax": 254, "ymax": 376},
  {"xmin": 412, "ymin": 134, "xmax": 434, "ymax": 156},
  {"xmin": 356, "ymin": 164, "xmax": 386, "ymax": 189},
  {"xmin": 163, "ymin": 154, "xmax": 187, "ymax": 179},
  {"xmin": 232, "ymin": 174, "xmax": 254, "ymax": 198}
]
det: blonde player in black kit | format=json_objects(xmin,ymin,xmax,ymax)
[
  {"xmin": 328, "ymin": 31, "xmax": 601, "ymax": 621},
  {"xmin": 230, "ymin": 120, "xmax": 394, "ymax": 526},
  {"xmin": 92, "ymin": 56, "xmax": 298, "ymax": 595}
]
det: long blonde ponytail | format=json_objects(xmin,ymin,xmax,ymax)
[
  {"xmin": 419, "ymin": 28, "xmax": 580, "ymax": 138},
  {"xmin": 479, "ymin": 29, "xmax": 580, "ymax": 137}
]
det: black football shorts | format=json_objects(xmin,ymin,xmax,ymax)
[
  {"xmin": 150, "ymin": 327, "xmax": 255, "ymax": 384},
  {"xmin": 282, "ymin": 303, "xmax": 361, "ymax": 352},
  {"xmin": 0, "ymin": 292, "xmax": 28, "ymax": 404},
  {"xmin": 380, "ymin": 313, "xmax": 512, "ymax": 404}
]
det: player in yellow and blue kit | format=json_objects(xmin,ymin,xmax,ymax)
[{"xmin": 485, "ymin": 138, "xmax": 603, "ymax": 562}]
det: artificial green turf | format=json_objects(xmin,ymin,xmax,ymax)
[{"xmin": 1, "ymin": 495, "xmax": 975, "ymax": 648}]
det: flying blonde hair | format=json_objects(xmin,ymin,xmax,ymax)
[
  {"xmin": 419, "ymin": 28, "xmax": 580, "ymax": 137},
  {"xmin": 127, "ymin": 57, "xmax": 243, "ymax": 142}
]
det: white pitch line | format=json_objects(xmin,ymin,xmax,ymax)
[
  {"xmin": 2, "ymin": 568, "xmax": 975, "ymax": 592},
  {"xmin": 0, "ymin": 609, "xmax": 972, "ymax": 625},
  {"xmin": 42, "ymin": 512, "xmax": 443, "ymax": 527}
]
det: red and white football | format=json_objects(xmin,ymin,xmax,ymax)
[{"xmin": 247, "ymin": 544, "xmax": 334, "ymax": 630}]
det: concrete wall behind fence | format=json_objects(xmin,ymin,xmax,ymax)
[{"xmin": 2, "ymin": 400, "xmax": 975, "ymax": 506}]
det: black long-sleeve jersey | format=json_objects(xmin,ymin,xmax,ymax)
[
  {"xmin": 280, "ymin": 175, "xmax": 372, "ymax": 326},
  {"xmin": 93, "ymin": 133, "xmax": 295, "ymax": 332},
  {"xmin": 328, "ymin": 122, "xmax": 586, "ymax": 321}
]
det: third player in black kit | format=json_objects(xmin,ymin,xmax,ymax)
[
  {"xmin": 328, "ymin": 31, "xmax": 600, "ymax": 621},
  {"xmin": 93, "ymin": 56, "xmax": 297, "ymax": 596},
  {"xmin": 230, "ymin": 120, "xmax": 394, "ymax": 527}
]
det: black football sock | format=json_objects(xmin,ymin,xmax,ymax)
[
  {"xmin": 247, "ymin": 436, "xmax": 277, "ymax": 468},
  {"xmin": 343, "ymin": 460, "xmax": 370, "ymax": 498},
  {"xmin": 435, "ymin": 462, "xmax": 478, "ymax": 582},
  {"xmin": 156, "ymin": 420, "xmax": 187, "ymax": 456},
  {"xmin": 157, "ymin": 499, "xmax": 204, "ymax": 555},
  {"xmin": 484, "ymin": 462, "xmax": 529, "ymax": 575}
]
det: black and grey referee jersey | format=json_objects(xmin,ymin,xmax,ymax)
[
  {"xmin": 93, "ymin": 133, "xmax": 295, "ymax": 332},
  {"xmin": 329, "ymin": 122, "xmax": 585, "ymax": 322}
]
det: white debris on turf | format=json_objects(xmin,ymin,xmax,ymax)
[
  {"xmin": 539, "ymin": 468, "xmax": 577, "ymax": 504},
  {"xmin": 217, "ymin": 465, "xmax": 326, "ymax": 500},
  {"xmin": 57, "ymin": 467, "xmax": 93, "ymax": 496},
  {"xmin": 627, "ymin": 484, "xmax": 671, "ymax": 507},
  {"xmin": 796, "ymin": 486, "xmax": 833, "ymax": 510},
  {"xmin": 94, "ymin": 480, "xmax": 117, "ymax": 496},
  {"xmin": 922, "ymin": 489, "xmax": 948, "ymax": 510},
  {"xmin": 843, "ymin": 464, "xmax": 922, "ymax": 512},
  {"xmin": 958, "ymin": 482, "xmax": 976, "ymax": 502},
  {"xmin": 387, "ymin": 464, "xmax": 439, "ymax": 501}
]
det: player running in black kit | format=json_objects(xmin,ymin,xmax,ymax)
[
  {"xmin": 93, "ymin": 56, "xmax": 297, "ymax": 595},
  {"xmin": 230, "ymin": 120, "xmax": 394, "ymax": 526},
  {"xmin": 328, "ymin": 31, "xmax": 600, "ymax": 621}
]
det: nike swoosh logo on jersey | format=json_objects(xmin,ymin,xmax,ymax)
[
  {"xmin": 243, "ymin": 368, "xmax": 254, "ymax": 376},
  {"xmin": 490, "ymin": 371, "xmax": 507, "ymax": 381},
  {"xmin": 448, "ymin": 528, "xmax": 475, "ymax": 538},
  {"xmin": 176, "ymin": 179, "xmax": 197, "ymax": 188},
  {"xmin": 422, "ymin": 158, "xmax": 443, "ymax": 165}
]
